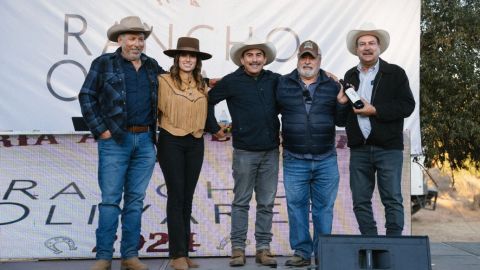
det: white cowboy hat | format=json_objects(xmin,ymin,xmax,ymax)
[
  {"xmin": 346, "ymin": 22, "xmax": 390, "ymax": 55},
  {"xmin": 230, "ymin": 37, "xmax": 276, "ymax": 66},
  {"xmin": 107, "ymin": 16, "xmax": 152, "ymax": 42}
]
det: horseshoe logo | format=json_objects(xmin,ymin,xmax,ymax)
[{"xmin": 44, "ymin": 236, "xmax": 78, "ymax": 254}]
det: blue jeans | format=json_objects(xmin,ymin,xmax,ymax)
[
  {"xmin": 230, "ymin": 148, "xmax": 279, "ymax": 251},
  {"xmin": 350, "ymin": 145, "xmax": 404, "ymax": 236},
  {"xmin": 283, "ymin": 153, "xmax": 340, "ymax": 260},
  {"xmin": 95, "ymin": 132, "xmax": 156, "ymax": 259}
]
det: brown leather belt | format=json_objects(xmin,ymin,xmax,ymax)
[{"xmin": 127, "ymin": 125, "xmax": 150, "ymax": 133}]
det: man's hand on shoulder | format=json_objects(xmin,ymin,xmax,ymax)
[
  {"xmin": 324, "ymin": 71, "xmax": 339, "ymax": 82},
  {"xmin": 208, "ymin": 78, "xmax": 222, "ymax": 88}
]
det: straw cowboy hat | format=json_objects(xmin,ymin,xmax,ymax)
[
  {"xmin": 346, "ymin": 22, "xmax": 390, "ymax": 55},
  {"xmin": 230, "ymin": 37, "xmax": 276, "ymax": 66},
  {"xmin": 164, "ymin": 37, "xmax": 212, "ymax": 60},
  {"xmin": 107, "ymin": 16, "xmax": 152, "ymax": 42}
]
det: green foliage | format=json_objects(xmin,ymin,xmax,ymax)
[{"xmin": 421, "ymin": 0, "xmax": 480, "ymax": 170}]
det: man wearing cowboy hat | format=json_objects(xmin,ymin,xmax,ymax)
[
  {"xmin": 206, "ymin": 37, "xmax": 280, "ymax": 267},
  {"xmin": 79, "ymin": 16, "xmax": 166, "ymax": 270},
  {"xmin": 276, "ymin": 40, "xmax": 349, "ymax": 267},
  {"xmin": 343, "ymin": 23, "xmax": 415, "ymax": 236}
]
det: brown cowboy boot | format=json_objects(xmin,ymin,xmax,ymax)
[
  {"xmin": 169, "ymin": 257, "xmax": 188, "ymax": 270},
  {"xmin": 90, "ymin": 259, "xmax": 112, "ymax": 270},
  {"xmin": 255, "ymin": 249, "xmax": 277, "ymax": 267},
  {"xmin": 186, "ymin": 257, "xmax": 199, "ymax": 268},
  {"xmin": 285, "ymin": 254, "xmax": 311, "ymax": 267},
  {"xmin": 229, "ymin": 249, "xmax": 246, "ymax": 267},
  {"xmin": 120, "ymin": 257, "xmax": 149, "ymax": 270}
]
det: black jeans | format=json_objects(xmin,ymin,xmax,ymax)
[
  {"xmin": 349, "ymin": 145, "xmax": 404, "ymax": 236},
  {"xmin": 156, "ymin": 129, "xmax": 204, "ymax": 258}
]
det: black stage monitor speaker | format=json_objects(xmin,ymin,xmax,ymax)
[
  {"xmin": 72, "ymin": 117, "xmax": 89, "ymax": 131},
  {"xmin": 317, "ymin": 234, "xmax": 431, "ymax": 270}
]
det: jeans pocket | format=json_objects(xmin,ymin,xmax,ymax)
[{"xmin": 98, "ymin": 136, "xmax": 113, "ymax": 141}]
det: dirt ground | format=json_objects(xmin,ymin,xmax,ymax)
[{"xmin": 411, "ymin": 168, "xmax": 480, "ymax": 242}]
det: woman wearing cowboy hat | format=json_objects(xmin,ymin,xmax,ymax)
[{"xmin": 155, "ymin": 37, "xmax": 212, "ymax": 270}]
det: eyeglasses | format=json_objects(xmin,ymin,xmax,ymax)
[{"xmin": 302, "ymin": 89, "xmax": 312, "ymax": 105}]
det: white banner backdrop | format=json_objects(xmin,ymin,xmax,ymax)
[
  {"xmin": 0, "ymin": 133, "xmax": 411, "ymax": 260},
  {"xmin": 0, "ymin": 0, "xmax": 421, "ymax": 154}
]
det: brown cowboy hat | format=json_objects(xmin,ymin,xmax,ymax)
[
  {"xmin": 164, "ymin": 37, "xmax": 212, "ymax": 60},
  {"xmin": 107, "ymin": 16, "xmax": 152, "ymax": 42}
]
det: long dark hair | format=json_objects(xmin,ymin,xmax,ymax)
[{"xmin": 169, "ymin": 52, "xmax": 207, "ymax": 96}]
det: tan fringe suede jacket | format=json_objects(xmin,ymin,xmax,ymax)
[{"xmin": 157, "ymin": 73, "xmax": 207, "ymax": 138}]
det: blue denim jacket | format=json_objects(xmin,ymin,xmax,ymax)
[{"xmin": 79, "ymin": 48, "xmax": 166, "ymax": 143}]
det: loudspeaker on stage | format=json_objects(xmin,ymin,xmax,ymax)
[{"xmin": 317, "ymin": 234, "xmax": 431, "ymax": 270}]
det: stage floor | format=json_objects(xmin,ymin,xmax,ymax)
[{"xmin": 1, "ymin": 242, "xmax": 479, "ymax": 270}]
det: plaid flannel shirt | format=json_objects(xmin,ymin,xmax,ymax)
[{"xmin": 79, "ymin": 48, "xmax": 166, "ymax": 143}]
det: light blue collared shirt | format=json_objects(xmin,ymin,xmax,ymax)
[{"xmin": 356, "ymin": 60, "xmax": 380, "ymax": 139}]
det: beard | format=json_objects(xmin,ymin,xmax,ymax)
[
  {"xmin": 124, "ymin": 50, "xmax": 141, "ymax": 61},
  {"xmin": 297, "ymin": 66, "xmax": 318, "ymax": 78}
]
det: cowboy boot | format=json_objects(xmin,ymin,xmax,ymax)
[
  {"xmin": 255, "ymin": 249, "xmax": 277, "ymax": 267},
  {"xmin": 169, "ymin": 257, "xmax": 188, "ymax": 270},
  {"xmin": 229, "ymin": 249, "xmax": 246, "ymax": 267},
  {"xmin": 90, "ymin": 259, "xmax": 112, "ymax": 270},
  {"xmin": 186, "ymin": 257, "xmax": 199, "ymax": 268},
  {"xmin": 120, "ymin": 257, "xmax": 149, "ymax": 270}
]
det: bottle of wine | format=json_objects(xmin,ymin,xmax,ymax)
[{"xmin": 339, "ymin": 79, "xmax": 364, "ymax": 109}]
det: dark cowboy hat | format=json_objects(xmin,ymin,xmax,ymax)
[
  {"xmin": 107, "ymin": 16, "xmax": 152, "ymax": 42},
  {"xmin": 164, "ymin": 37, "xmax": 212, "ymax": 60}
]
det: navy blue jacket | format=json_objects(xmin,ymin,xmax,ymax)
[
  {"xmin": 343, "ymin": 58, "xmax": 415, "ymax": 149},
  {"xmin": 206, "ymin": 67, "xmax": 280, "ymax": 151},
  {"xmin": 276, "ymin": 69, "xmax": 348, "ymax": 154},
  {"xmin": 79, "ymin": 48, "xmax": 166, "ymax": 143}
]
